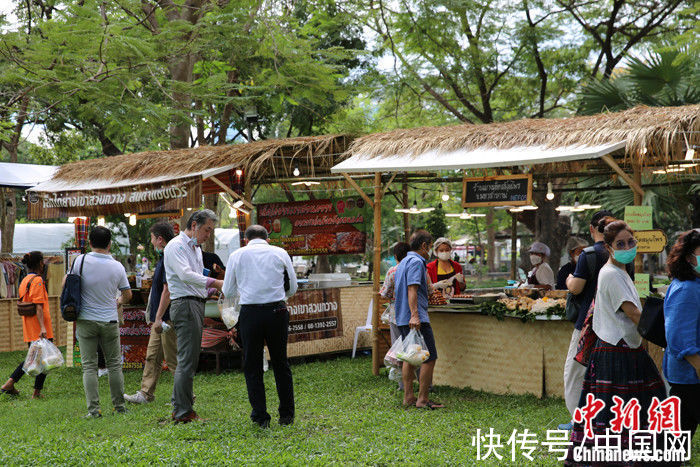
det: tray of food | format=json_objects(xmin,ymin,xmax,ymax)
[
  {"xmin": 473, "ymin": 292, "xmax": 506, "ymax": 304},
  {"xmin": 428, "ymin": 290, "xmax": 448, "ymax": 306},
  {"xmin": 449, "ymin": 294, "xmax": 474, "ymax": 304}
]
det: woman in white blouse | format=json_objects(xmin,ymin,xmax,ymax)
[{"xmin": 566, "ymin": 217, "xmax": 667, "ymax": 465}]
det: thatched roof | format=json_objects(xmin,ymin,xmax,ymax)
[
  {"xmin": 53, "ymin": 134, "xmax": 352, "ymax": 183},
  {"xmin": 346, "ymin": 105, "xmax": 700, "ymax": 167}
]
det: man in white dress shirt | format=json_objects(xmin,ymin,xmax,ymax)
[
  {"xmin": 223, "ymin": 225, "xmax": 298, "ymax": 428},
  {"xmin": 164, "ymin": 209, "xmax": 223, "ymax": 423}
]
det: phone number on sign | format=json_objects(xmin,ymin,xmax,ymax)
[{"xmin": 288, "ymin": 317, "xmax": 338, "ymax": 334}]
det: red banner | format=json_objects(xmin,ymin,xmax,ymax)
[{"xmin": 256, "ymin": 197, "xmax": 369, "ymax": 256}]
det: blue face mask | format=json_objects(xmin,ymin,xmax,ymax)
[
  {"xmin": 695, "ymin": 255, "xmax": 700, "ymax": 274},
  {"xmin": 612, "ymin": 246, "xmax": 637, "ymax": 264}
]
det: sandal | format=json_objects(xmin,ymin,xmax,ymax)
[{"xmin": 416, "ymin": 400, "xmax": 445, "ymax": 410}]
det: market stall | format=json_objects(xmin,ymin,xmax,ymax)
[
  {"xmin": 22, "ymin": 134, "xmax": 380, "ymax": 368},
  {"xmin": 331, "ymin": 103, "xmax": 700, "ymax": 390}
]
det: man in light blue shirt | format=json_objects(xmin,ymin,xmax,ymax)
[
  {"xmin": 394, "ymin": 229, "xmax": 444, "ymax": 409},
  {"xmin": 223, "ymin": 225, "xmax": 298, "ymax": 428}
]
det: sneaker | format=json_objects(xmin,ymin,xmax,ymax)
[
  {"xmin": 558, "ymin": 422, "xmax": 573, "ymax": 431},
  {"xmin": 124, "ymin": 392, "xmax": 149, "ymax": 404},
  {"xmin": 84, "ymin": 411, "xmax": 102, "ymax": 419},
  {"xmin": 98, "ymin": 368, "xmax": 108, "ymax": 377}
]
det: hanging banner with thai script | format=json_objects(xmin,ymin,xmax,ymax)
[
  {"xmin": 257, "ymin": 197, "xmax": 369, "ymax": 255},
  {"xmin": 27, "ymin": 177, "xmax": 201, "ymax": 219},
  {"xmin": 286, "ymin": 288, "xmax": 343, "ymax": 343}
]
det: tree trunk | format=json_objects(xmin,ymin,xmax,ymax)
[
  {"xmin": 0, "ymin": 188, "xmax": 16, "ymax": 254},
  {"xmin": 486, "ymin": 208, "xmax": 496, "ymax": 272},
  {"xmin": 169, "ymin": 55, "xmax": 195, "ymax": 150},
  {"xmin": 316, "ymin": 255, "xmax": 332, "ymax": 273},
  {"xmin": 202, "ymin": 193, "xmax": 218, "ymax": 253}
]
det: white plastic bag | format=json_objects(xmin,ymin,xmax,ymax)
[
  {"xmin": 396, "ymin": 329, "xmax": 430, "ymax": 366},
  {"xmin": 388, "ymin": 366, "xmax": 402, "ymax": 382},
  {"xmin": 23, "ymin": 338, "xmax": 64, "ymax": 375},
  {"xmin": 23, "ymin": 340, "xmax": 44, "ymax": 376},
  {"xmin": 219, "ymin": 294, "xmax": 240, "ymax": 329},
  {"xmin": 380, "ymin": 305, "xmax": 391, "ymax": 325},
  {"xmin": 383, "ymin": 336, "xmax": 403, "ymax": 369},
  {"xmin": 40, "ymin": 339, "xmax": 65, "ymax": 371}
]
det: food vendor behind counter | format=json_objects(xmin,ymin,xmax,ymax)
[
  {"xmin": 427, "ymin": 238, "xmax": 466, "ymax": 296},
  {"xmin": 524, "ymin": 241, "xmax": 555, "ymax": 290}
]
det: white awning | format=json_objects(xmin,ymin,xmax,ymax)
[
  {"xmin": 331, "ymin": 141, "xmax": 626, "ymax": 173},
  {"xmin": 0, "ymin": 162, "xmax": 58, "ymax": 188},
  {"xmin": 27, "ymin": 164, "xmax": 235, "ymax": 193}
]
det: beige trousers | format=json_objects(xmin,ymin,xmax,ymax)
[
  {"xmin": 139, "ymin": 321, "xmax": 178, "ymax": 400},
  {"xmin": 563, "ymin": 328, "xmax": 587, "ymax": 416}
]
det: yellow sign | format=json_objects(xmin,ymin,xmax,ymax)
[{"xmin": 635, "ymin": 230, "xmax": 667, "ymax": 253}]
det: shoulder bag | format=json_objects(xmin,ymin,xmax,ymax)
[
  {"xmin": 17, "ymin": 274, "xmax": 40, "ymax": 317},
  {"xmin": 637, "ymin": 296, "xmax": 666, "ymax": 348}
]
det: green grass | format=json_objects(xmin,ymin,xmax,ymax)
[{"xmin": 0, "ymin": 350, "xmax": 697, "ymax": 465}]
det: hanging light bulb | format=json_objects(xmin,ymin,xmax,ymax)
[
  {"xmin": 293, "ymin": 167, "xmax": 300, "ymax": 177},
  {"xmin": 124, "ymin": 213, "xmax": 131, "ymax": 218},
  {"xmin": 97, "ymin": 216, "xmax": 106, "ymax": 227},
  {"xmin": 546, "ymin": 182, "xmax": 554, "ymax": 201},
  {"xmin": 574, "ymin": 196, "xmax": 580, "ymax": 208},
  {"xmin": 129, "ymin": 214, "xmax": 137, "ymax": 226},
  {"xmin": 441, "ymin": 187, "xmax": 450, "ymax": 202},
  {"xmin": 235, "ymin": 169, "xmax": 243, "ymax": 176},
  {"xmin": 229, "ymin": 208, "xmax": 237, "ymax": 218}
]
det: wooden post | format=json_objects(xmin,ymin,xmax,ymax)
[
  {"xmin": 402, "ymin": 181, "xmax": 410, "ymax": 241},
  {"xmin": 510, "ymin": 214, "xmax": 518, "ymax": 280},
  {"xmin": 633, "ymin": 164, "xmax": 644, "ymax": 274},
  {"xmin": 372, "ymin": 172, "xmax": 383, "ymax": 376}
]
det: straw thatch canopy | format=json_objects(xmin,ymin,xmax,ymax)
[
  {"xmin": 53, "ymin": 134, "xmax": 352, "ymax": 184},
  {"xmin": 346, "ymin": 105, "xmax": 700, "ymax": 169}
]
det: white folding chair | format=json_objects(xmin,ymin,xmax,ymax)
[{"xmin": 352, "ymin": 299, "xmax": 373, "ymax": 358}]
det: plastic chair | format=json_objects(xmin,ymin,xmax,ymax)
[{"xmin": 352, "ymin": 299, "xmax": 373, "ymax": 358}]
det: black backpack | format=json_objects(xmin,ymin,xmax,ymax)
[
  {"xmin": 60, "ymin": 254, "xmax": 85, "ymax": 322},
  {"xmin": 564, "ymin": 247, "xmax": 597, "ymax": 322}
]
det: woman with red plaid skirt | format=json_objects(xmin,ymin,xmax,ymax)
[{"xmin": 566, "ymin": 218, "xmax": 667, "ymax": 466}]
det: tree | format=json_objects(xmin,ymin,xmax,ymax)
[{"xmin": 422, "ymin": 205, "xmax": 448, "ymax": 241}]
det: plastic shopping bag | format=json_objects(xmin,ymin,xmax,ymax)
[
  {"xmin": 388, "ymin": 366, "xmax": 402, "ymax": 383},
  {"xmin": 23, "ymin": 340, "xmax": 45, "ymax": 376},
  {"xmin": 40, "ymin": 339, "xmax": 65, "ymax": 371},
  {"xmin": 380, "ymin": 305, "xmax": 391, "ymax": 325},
  {"xmin": 396, "ymin": 329, "xmax": 430, "ymax": 366},
  {"xmin": 383, "ymin": 336, "xmax": 403, "ymax": 369},
  {"xmin": 219, "ymin": 294, "xmax": 240, "ymax": 329}
]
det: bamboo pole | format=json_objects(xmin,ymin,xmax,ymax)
[
  {"xmin": 372, "ymin": 172, "xmax": 383, "ymax": 376},
  {"xmin": 510, "ymin": 214, "xmax": 517, "ymax": 280},
  {"xmin": 402, "ymin": 181, "xmax": 410, "ymax": 241}
]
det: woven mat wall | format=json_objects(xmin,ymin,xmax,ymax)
[
  {"xmin": 0, "ymin": 297, "xmax": 67, "ymax": 352},
  {"xmin": 431, "ymin": 313, "xmax": 571, "ymax": 398}
]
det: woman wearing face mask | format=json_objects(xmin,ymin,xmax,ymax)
[
  {"xmin": 566, "ymin": 218, "xmax": 666, "ymax": 464},
  {"xmin": 426, "ymin": 238, "xmax": 465, "ymax": 297},
  {"xmin": 525, "ymin": 242, "xmax": 555, "ymax": 290},
  {"xmin": 663, "ymin": 229, "xmax": 700, "ymax": 439},
  {"xmin": 556, "ymin": 237, "xmax": 588, "ymax": 290}
]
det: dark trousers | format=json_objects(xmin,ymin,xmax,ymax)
[
  {"xmin": 670, "ymin": 383, "xmax": 700, "ymax": 439},
  {"xmin": 239, "ymin": 303, "xmax": 294, "ymax": 424},
  {"xmin": 10, "ymin": 341, "xmax": 49, "ymax": 390}
]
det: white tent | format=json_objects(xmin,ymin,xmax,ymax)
[
  {"xmin": 214, "ymin": 228, "xmax": 240, "ymax": 265},
  {"xmin": 0, "ymin": 162, "xmax": 58, "ymax": 188}
]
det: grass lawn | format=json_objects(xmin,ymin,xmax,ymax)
[{"xmin": 0, "ymin": 350, "xmax": 697, "ymax": 465}]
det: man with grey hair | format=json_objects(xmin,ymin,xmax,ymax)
[
  {"xmin": 164, "ymin": 209, "xmax": 223, "ymax": 423},
  {"xmin": 223, "ymin": 224, "xmax": 298, "ymax": 428}
]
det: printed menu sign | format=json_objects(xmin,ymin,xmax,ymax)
[
  {"xmin": 634, "ymin": 274, "xmax": 650, "ymax": 299},
  {"xmin": 257, "ymin": 197, "xmax": 369, "ymax": 256},
  {"xmin": 462, "ymin": 174, "xmax": 532, "ymax": 208},
  {"xmin": 286, "ymin": 288, "xmax": 343, "ymax": 343}
]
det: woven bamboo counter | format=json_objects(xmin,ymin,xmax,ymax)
[{"xmin": 428, "ymin": 307, "xmax": 572, "ymax": 399}]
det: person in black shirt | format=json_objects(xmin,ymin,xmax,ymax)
[
  {"xmin": 124, "ymin": 222, "xmax": 177, "ymax": 404},
  {"xmin": 202, "ymin": 251, "xmax": 225, "ymax": 279},
  {"xmin": 555, "ymin": 237, "xmax": 588, "ymax": 290}
]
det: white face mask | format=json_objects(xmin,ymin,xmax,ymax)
[
  {"xmin": 437, "ymin": 252, "xmax": 452, "ymax": 261},
  {"xmin": 530, "ymin": 254, "xmax": 542, "ymax": 265}
]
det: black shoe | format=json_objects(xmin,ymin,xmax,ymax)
[
  {"xmin": 254, "ymin": 419, "xmax": 270, "ymax": 429},
  {"xmin": 279, "ymin": 416, "xmax": 294, "ymax": 426}
]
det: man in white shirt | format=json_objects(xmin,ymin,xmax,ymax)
[
  {"xmin": 223, "ymin": 225, "xmax": 298, "ymax": 428},
  {"xmin": 73, "ymin": 226, "xmax": 132, "ymax": 418},
  {"xmin": 164, "ymin": 209, "xmax": 223, "ymax": 424}
]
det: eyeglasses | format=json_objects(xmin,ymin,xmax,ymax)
[{"xmin": 613, "ymin": 238, "xmax": 637, "ymax": 250}]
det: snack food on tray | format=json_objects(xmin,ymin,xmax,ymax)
[
  {"xmin": 498, "ymin": 296, "xmax": 566, "ymax": 314},
  {"xmin": 428, "ymin": 290, "xmax": 447, "ymax": 305}
]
